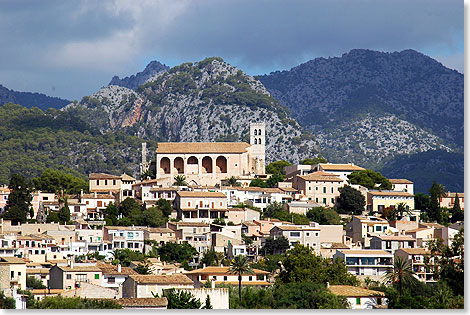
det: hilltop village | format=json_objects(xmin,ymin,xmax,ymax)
[{"xmin": 0, "ymin": 123, "xmax": 464, "ymax": 309}]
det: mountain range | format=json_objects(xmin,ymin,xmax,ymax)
[
  {"xmin": 0, "ymin": 49, "xmax": 463, "ymax": 193},
  {"xmin": 0, "ymin": 84, "xmax": 70, "ymax": 110}
]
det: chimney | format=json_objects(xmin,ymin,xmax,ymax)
[
  {"xmin": 118, "ymin": 264, "xmax": 122, "ymax": 273},
  {"xmin": 326, "ymin": 282, "xmax": 330, "ymax": 288},
  {"xmin": 203, "ymin": 263, "xmax": 206, "ymax": 268},
  {"xmin": 70, "ymin": 258, "xmax": 74, "ymax": 269},
  {"xmin": 211, "ymin": 279, "xmax": 215, "ymax": 289},
  {"xmin": 80, "ymin": 189, "xmax": 83, "ymax": 197},
  {"xmin": 94, "ymin": 192, "xmax": 97, "ymax": 198}
]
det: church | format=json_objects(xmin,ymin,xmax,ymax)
[{"xmin": 154, "ymin": 122, "xmax": 266, "ymax": 187}]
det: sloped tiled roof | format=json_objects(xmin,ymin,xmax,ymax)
[
  {"xmin": 156, "ymin": 142, "xmax": 250, "ymax": 154},
  {"xmin": 273, "ymin": 225, "xmax": 320, "ymax": 231},
  {"xmin": 318, "ymin": 163, "xmax": 365, "ymax": 171},
  {"xmin": 368, "ymin": 191, "xmax": 413, "ymax": 197},
  {"xmin": 121, "ymin": 173, "xmax": 136, "ymax": 181},
  {"xmin": 398, "ymin": 248, "xmax": 431, "ymax": 255},
  {"xmin": 81, "ymin": 194, "xmax": 115, "ymax": 199},
  {"xmin": 130, "ymin": 274, "xmax": 193, "ymax": 285},
  {"xmin": 176, "ymin": 191, "xmax": 227, "ymax": 198},
  {"xmin": 185, "ymin": 266, "xmax": 269, "ymax": 275},
  {"xmin": 298, "ymin": 171, "xmax": 343, "ymax": 182},
  {"xmin": 329, "ymin": 285, "xmax": 385, "ymax": 297},
  {"xmin": 89, "ymin": 173, "xmax": 121, "ymax": 180},
  {"xmin": 96, "ymin": 262, "xmax": 138, "ymax": 275},
  {"xmin": 389, "ymin": 179, "xmax": 414, "ymax": 184}
]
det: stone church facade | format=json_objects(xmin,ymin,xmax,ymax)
[{"xmin": 155, "ymin": 123, "xmax": 265, "ymax": 187}]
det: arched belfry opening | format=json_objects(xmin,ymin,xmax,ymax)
[
  {"xmin": 216, "ymin": 156, "xmax": 227, "ymax": 173},
  {"xmin": 202, "ymin": 156, "xmax": 213, "ymax": 173},
  {"xmin": 160, "ymin": 157, "xmax": 170, "ymax": 174},
  {"xmin": 174, "ymin": 157, "xmax": 184, "ymax": 174}
]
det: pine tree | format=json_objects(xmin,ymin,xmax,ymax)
[
  {"xmin": 58, "ymin": 199, "xmax": 71, "ymax": 224},
  {"xmin": 203, "ymin": 295, "xmax": 213, "ymax": 309},
  {"xmin": 451, "ymin": 193, "xmax": 463, "ymax": 223},
  {"xmin": 2, "ymin": 174, "xmax": 33, "ymax": 224}
]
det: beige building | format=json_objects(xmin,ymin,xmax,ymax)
[
  {"xmin": 225, "ymin": 207, "xmax": 260, "ymax": 225},
  {"xmin": 367, "ymin": 191, "xmax": 414, "ymax": 213},
  {"xmin": 185, "ymin": 266, "xmax": 270, "ymax": 287},
  {"xmin": 270, "ymin": 225, "xmax": 321, "ymax": 254},
  {"xmin": 144, "ymin": 228, "xmax": 177, "ymax": 245},
  {"xmin": 314, "ymin": 163, "xmax": 365, "ymax": 182},
  {"xmin": 345, "ymin": 216, "xmax": 390, "ymax": 247},
  {"xmin": 0, "ymin": 256, "xmax": 27, "ymax": 293},
  {"xmin": 389, "ymin": 179, "xmax": 414, "ymax": 195},
  {"xmin": 122, "ymin": 274, "xmax": 194, "ymax": 298},
  {"xmin": 174, "ymin": 191, "xmax": 228, "ymax": 222},
  {"xmin": 328, "ymin": 285, "xmax": 386, "ymax": 309},
  {"xmin": 395, "ymin": 248, "xmax": 435, "ymax": 283},
  {"xmin": 291, "ymin": 171, "xmax": 344, "ymax": 207},
  {"xmin": 89, "ymin": 173, "xmax": 121, "ymax": 194},
  {"xmin": 49, "ymin": 264, "xmax": 103, "ymax": 290},
  {"xmin": 440, "ymin": 192, "xmax": 464, "ymax": 210},
  {"xmin": 155, "ymin": 123, "xmax": 266, "ymax": 187}
]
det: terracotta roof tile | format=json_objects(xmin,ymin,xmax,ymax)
[
  {"xmin": 156, "ymin": 142, "xmax": 250, "ymax": 154},
  {"xmin": 397, "ymin": 248, "xmax": 431, "ymax": 255},
  {"xmin": 298, "ymin": 171, "xmax": 344, "ymax": 182},
  {"xmin": 81, "ymin": 194, "xmax": 115, "ymax": 199},
  {"xmin": 368, "ymin": 190, "xmax": 413, "ymax": 197},
  {"xmin": 389, "ymin": 179, "xmax": 414, "ymax": 184},
  {"xmin": 185, "ymin": 266, "xmax": 269, "ymax": 275},
  {"xmin": 129, "ymin": 274, "xmax": 193, "ymax": 285},
  {"xmin": 318, "ymin": 164, "xmax": 365, "ymax": 171},
  {"xmin": 89, "ymin": 173, "xmax": 121, "ymax": 180},
  {"xmin": 121, "ymin": 173, "xmax": 136, "ymax": 181},
  {"xmin": 176, "ymin": 191, "xmax": 227, "ymax": 198},
  {"xmin": 329, "ymin": 285, "xmax": 385, "ymax": 297}
]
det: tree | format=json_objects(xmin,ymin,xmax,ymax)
[
  {"xmin": 301, "ymin": 157, "xmax": 327, "ymax": 165},
  {"xmin": 428, "ymin": 181, "xmax": 447, "ymax": 223},
  {"xmin": 249, "ymin": 178, "xmax": 269, "ymax": 188},
  {"xmin": 278, "ymin": 243, "xmax": 358, "ymax": 286},
  {"xmin": 111, "ymin": 248, "xmax": 146, "ymax": 267},
  {"xmin": 158, "ymin": 242, "xmax": 197, "ymax": 263},
  {"xmin": 226, "ymin": 176, "xmax": 241, "ymax": 187},
  {"xmin": 2, "ymin": 174, "xmax": 33, "ymax": 224},
  {"xmin": 384, "ymin": 256, "xmax": 417, "ymax": 295},
  {"xmin": 46, "ymin": 210, "xmax": 59, "ymax": 223},
  {"xmin": 32, "ymin": 169, "xmax": 88, "ymax": 195},
  {"xmin": 261, "ymin": 236, "xmax": 290, "ymax": 255},
  {"xmin": 27, "ymin": 276, "xmax": 46, "ymax": 289},
  {"xmin": 337, "ymin": 186, "xmax": 365, "ymax": 214},
  {"xmin": 58, "ymin": 199, "xmax": 70, "ymax": 224},
  {"xmin": 119, "ymin": 197, "xmax": 141, "ymax": 217},
  {"xmin": 263, "ymin": 201, "xmax": 284, "ymax": 218},
  {"xmin": 427, "ymin": 228, "xmax": 464, "ymax": 296},
  {"xmin": 384, "ymin": 202, "xmax": 412, "ymax": 221},
  {"xmin": 266, "ymin": 173, "xmax": 285, "ymax": 188},
  {"xmin": 347, "ymin": 169, "xmax": 392, "ymax": 190},
  {"xmin": 265, "ymin": 160, "xmax": 292, "ymax": 175},
  {"xmin": 272, "ymin": 281, "xmax": 348, "ymax": 309},
  {"xmin": 35, "ymin": 296, "xmax": 121, "ymax": 309},
  {"xmin": 414, "ymin": 192, "xmax": 430, "ymax": 211},
  {"xmin": 200, "ymin": 249, "xmax": 222, "ymax": 267},
  {"xmin": 103, "ymin": 203, "xmax": 119, "ymax": 225},
  {"xmin": 450, "ymin": 193, "xmax": 463, "ymax": 223},
  {"xmin": 156, "ymin": 198, "xmax": 173, "ymax": 217},
  {"xmin": 143, "ymin": 206, "xmax": 167, "ymax": 227},
  {"xmin": 0, "ymin": 290, "xmax": 15, "ymax": 309},
  {"xmin": 212, "ymin": 217, "xmax": 226, "ymax": 225},
  {"xmin": 134, "ymin": 262, "xmax": 152, "ymax": 274},
  {"xmin": 203, "ymin": 295, "xmax": 213, "ymax": 309},
  {"xmin": 164, "ymin": 289, "xmax": 202, "ymax": 309},
  {"xmin": 173, "ymin": 175, "xmax": 188, "ymax": 186},
  {"xmin": 306, "ymin": 207, "xmax": 341, "ymax": 225},
  {"xmin": 229, "ymin": 255, "xmax": 254, "ymax": 305}
]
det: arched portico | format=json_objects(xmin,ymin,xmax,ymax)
[{"xmin": 216, "ymin": 156, "xmax": 227, "ymax": 173}]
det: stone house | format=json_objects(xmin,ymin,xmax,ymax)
[
  {"xmin": 49, "ymin": 263, "xmax": 103, "ymax": 290},
  {"xmin": 184, "ymin": 266, "xmax": 270, "ymax": 287},
  {"xmin": 174, "ymin": 191, "xmax": 228, "ymax": 222},
  {"xmin": 389, "ymin": 179, "xmax": 414, "ymax": 194},
  {"xmin": 104, "ymin": 226, "xmax": 145, "ymax": 252},
  {"xmin": 291, "ymin": 171, "xmax": 344, "ymax": 207},
  {"xmin": 144, "ymin": 227, "xmax": 176, "ymax": 246},
  {"xmin": 270, "ymin": 225, "xmax": 321, "ymax": 253},
  {"xmin": 328, "ymin": 285, "xmax": 386, "ymax": 309},
  {"xmin": 369, "ymin": 235, "xmax": 416, "ymax": 254},
  {"xmin": 440, "ymin": 192, "xmax": 464, "ymax": 210},
  {"xmin": 122, "ymin": 274, "xmax": 194, "ymax": 298},
  {"xmin": 367, "ymin": 190, "xmax": 414, "ymax": 214},
  {"xmin": 0, "ymin": 256, "xmax": 27, "ymax": 293}
]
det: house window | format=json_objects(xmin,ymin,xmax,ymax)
[
  {"xmin": 315, "ymin": 198, "xmax": 318, "ymax": 203},
  {"xmin": 323, "ymin": 198, "xmax": 326, "ymax": 204},
  {"xmin": 386, "ymin": 241, "xmax": 392, "ymax": 249},
  {"xmin": 105, "ymin": 180, "xmax": 108, "ymax": 185},
  {"xmin": 306, "ymin": 233, "xmax": 310, "ymax": 236},
  {"xmin": 309, "ymin": 187, "xmax": 311, "ymax": 191},
  {"xmin": 96, "ymin": 180, "xmax": 100, "ymax": 185},
  {"xmin": 223, "ymin": 276, "xmax": 227, "ymax": 281},
  {"xmin": 113, "ymin": 180, "xmax": 116, "ymax": 185},
  {"xmin": 95, "ymin": 274, "xmax": 100, "ymax": 279},
  {"xmin": 356, "ymin": 298, "xmax": 361, "ymax": 305},
  {"xmin": 377, "ymin": 298, "xmax": 382, "ymax": 305},
  {"xmin": 249, "ymin": 276, "xmax": 253, "ymax": 281},
  {"xmin": 323, "ymin": 187, "xmax": 326, "ymax": 193},
  {"xmin": 376, "ymin": 226, "xmax": 382, "ymax": 232},
  {"xmin": 315, "ymin": 232, "xmax": 319, "ymax": 237},
  {"xmin": 10, "ymin": 271, "xmax": 14, "ymax": 279},
  {"xmin": 331, "ymin": 187, "xmax": 333, "ymax": 193},
  {"xmin": 408, "ymin": 241, "xmax": 414, "ymax": 247},
  {"xmin": 316, "ymin": 187, "xmax": 318, "ymax": 191},
  {"xmin": 290, "ymin": 232, "xmax": 301, "ymax": 237},
  {"xmin": 108, "ymin": 277, "xmax": 115, "ymax": 284}
]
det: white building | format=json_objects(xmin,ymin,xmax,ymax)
[{"xmin": 333, "ymin": 249, "xmax": 393, "ymax": 282}]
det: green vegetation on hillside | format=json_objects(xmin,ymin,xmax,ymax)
[{"xmin": 0, "ymin": 103, "xmax": 148, "ymax": 184}]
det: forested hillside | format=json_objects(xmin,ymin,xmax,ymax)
[
  {"xmin": 0, "ymin": 84, "xmax": 70, "ymax": 110},
  {"xmin": 0, "ymin": 103, "xmax": 153, "ymax": 185}
]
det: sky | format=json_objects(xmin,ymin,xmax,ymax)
[{"xmin": 0, "ymin": 0, "xmax": 464, "ymax": 100}]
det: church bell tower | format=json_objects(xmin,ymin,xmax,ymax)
[{"xmin": 249, "ymin": 122, "xmax": 266, "ymax": 174}]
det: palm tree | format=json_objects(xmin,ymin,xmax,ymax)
[
  {"xmin": 394, "ymin": 202, "xmax": 412, "ymax": 220},
  {"xmin": 227, "ymin": 176, "xmax": 240, "ymax": 187},
  {"xmin": 229, "ymin": 255, "xmax": 254, "ymax": 306},
  {"xmin": 173, "ymin": 175, "xmax": 188, "ymax": 186},
  {"xmin": 385, "ymin": 256, "xmax": 417, "ymax": 295}
]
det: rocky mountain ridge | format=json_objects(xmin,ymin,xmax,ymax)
[
  {"xmin": 65, "ymin": 57, "xmax": 318, "ymax": 163},
  {"xmin": 108, "ymin": 60, "xmax": 170, "ymax": 90}
]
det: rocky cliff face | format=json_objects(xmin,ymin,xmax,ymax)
[
  {"xmin": 258, "ymin": 49, "xmax": 464, "ymax": 191},
  {"xmin": 108, "ymin": 60, "xmax": 170, "ymax": 90},
  {"xmin": 65, "ymin": 57, "xmax": 318, "ymax": 163}
]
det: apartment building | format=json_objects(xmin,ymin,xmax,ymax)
[
  {"xmin": 395, "ymin": 248, "xmax": 435, "ymax": 283},
  {"xmin": 291, "ymin": 171, "xmax": 344, "ymax": 207},
  {"xmin": 270, "ymin": 225, "xmax": 321, "ymax": 253},
  {"xmin": 174, "ymin": 191, "xmax": 228, "ymax": 222},
  {"xmin": 333, "ymin": 249, "xmax": 393, "ymax": 281},
  {"xmin": 104, "ymin": 226, "xmax": 145, "ymax": 252},
  {"xmin": 369, "ymin": 235, "xmax": 416, "ymax": 254}
]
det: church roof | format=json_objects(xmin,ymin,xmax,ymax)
[{"xmin": 156, "ymin": 142, "xmax": 250, "ymax": 154}]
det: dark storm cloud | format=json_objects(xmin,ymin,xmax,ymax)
[{"xmin": 0, "ymin": 0, "xmax": 463, "ymax": 99}]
